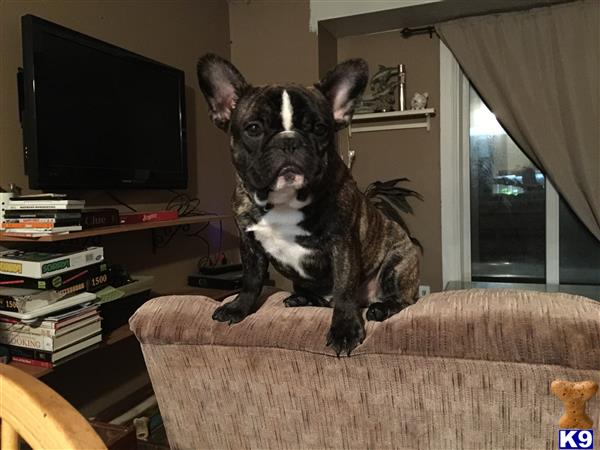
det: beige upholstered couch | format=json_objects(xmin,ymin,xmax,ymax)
[{"xmin": 130, "ymin": 289, "xmax": 600, "ymax": 450}]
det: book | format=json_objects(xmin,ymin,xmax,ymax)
[
  {"xmin": 3, "ymin": 210, "xmax": 82, "ymax": 220},
  {"xmin": 0, "ymin": 262, "xmax": 109, "ymax": 290},
  {"xmin": 7, "ymin": 199, "xmax": 85, "ymax": 210},
  {"xmin": 0, "ymin": 288, "xmax": 63, "ymax": 313},
  {"xmin": 2, "ymin": 219, "xmax": 81, "ymax": 228},
  {"xmin": 0, "ymin": 274, "xmax": 107, "ymax": 312},
  {"xmin": 8, "ymin": 332, "xmax": 102, "ymax": 364},
  {"xmin": 0, "ymin": 230, "xmax": 73, "ymax": 238},
  {"xmin": 3, "ymin": 225, "xmax": 82, "ymax": 233},
  {"xmin": 0, "ymin": 306, "xmax": 99, "ymax": 332},
  {"xmin": 81, "ymin": 208, "xmax": 120, "ymax": 229},
  {"xmin": 10, "ymin": 355, "xmax": 53, "ymax": 368},
  {"xmin": 0, "ymin": 292, "xmax": 96, "ymax": 321},
  {"xmin": 0, "ymin": 318, "xmax": 101, "ymax": 351},
  {"xmin": 0, "ymin": 247, "xmax": 103, "ymax": 278},
  {"xmin": 119, "ymin": 210, "xmax": 178, "ymax": 225},
  {"xmin": 10, "ymin": 194, "xmax": 67, "ymax": 200}
]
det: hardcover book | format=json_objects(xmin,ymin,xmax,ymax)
[
  {"xmin": 0, "ymin": 247, "xmax": 103, "ymax": 278},
  {"xmin": 0, "ymin": 271, "xmax": 108, "ymax": 312},
  {"xmin": 0, "ymin": 318, "xmax": 101, "ymax": 351},
  {"xmin": 81, "ymin": 208, "xmax": 120, "ymax": 229},
  {"xmin": 0, "ymin": 305, "xmax": 99, "ymax": 333},
  {"xmin": 0, "ymin": 262, "xmax": 109, "ymax": 290},
  {"xmin": 8, "ymin": 332, "xmax": 102, "ymax": 364},
  {"xmin": 119, "ymin": 210, "xmax": 178, "ymax": 225},
  {"xmin": 3, "ymin": 210, "xmax": 82, "ymax": 220}
]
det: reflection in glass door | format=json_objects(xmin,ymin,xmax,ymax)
[{"xmin": 469, "ymin": 87, "xmax": 546, "ymax": 282}]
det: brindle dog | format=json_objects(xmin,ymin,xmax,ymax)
[{"xmin": 197, "ymin": 54, "xmax": 419, "ymax": 356}]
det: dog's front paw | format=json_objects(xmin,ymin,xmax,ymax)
[
  {"xmin": 326, "ymin": 314, "xmax": 365, "ymax": 357},
  {"xmin": 283, "ymin": 293, "xmax": 310, "ymax": 307},
  {"xmin": 283, "ymin": 293, "xmax": 329, "ymax": 307},
  {"xmin": 212, "ymin": 298, "xmax": 251, "ymax": 325}
]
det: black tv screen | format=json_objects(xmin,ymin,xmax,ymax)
[{"xmin": 20, "ymin": 15, "xmax": 187, "ymax": 189}]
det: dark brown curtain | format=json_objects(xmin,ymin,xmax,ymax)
[{"xmin": 437, "ymin": 0, "xmax": 600, "ymax": 241}]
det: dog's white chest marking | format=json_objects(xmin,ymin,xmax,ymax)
[{"xmin": 246, "ymin": 204, "xmax": 312, "ymax": 278}]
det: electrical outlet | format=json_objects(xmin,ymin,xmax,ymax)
[{"xmin": 418, "ymin": 285, "xmax": 430, "ymax": 298}]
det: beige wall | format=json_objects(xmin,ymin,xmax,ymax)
[
  {"xmin": 338, "ymin": 31, "xmax": 442, "ymax": 291},
  {"xmin": 0, "ymin": 0, "xmax": 236, "ymax": 292},
  {"xmin": 228, "ymin": 0, "xmax": 319, "ymax": 85}
]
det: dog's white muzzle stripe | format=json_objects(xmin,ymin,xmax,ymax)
[{"xmin": 281, "ymin": 90, "xmax": 293, "ymax": 131}]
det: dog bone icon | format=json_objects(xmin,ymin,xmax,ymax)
[{"xmin": 551, "ymin": 379, "xmax": 598, "ymax": 429}]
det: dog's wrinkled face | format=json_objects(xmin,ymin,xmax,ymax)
[
  {"xmin": 229, "ymin": 86, "xmax": 333, "ymax": 201},
  {"xmin": 197, "ymin": 54, "xmax": 368, "ymax": 204}
]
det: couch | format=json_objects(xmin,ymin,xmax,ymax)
[{"xmin": 130, "ymin": 289, "xmax": 600, "ymax": 449}]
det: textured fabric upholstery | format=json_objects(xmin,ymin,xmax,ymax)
[{"xmin": 130, "ymin": 289, "xmax": 600, "ymax": 450}]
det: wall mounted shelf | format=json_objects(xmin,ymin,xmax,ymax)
[
  {"xmin": 350, "ymin": 108, "xmax": 435, "ymax": 134},
  {"xmin": 0, "ymin": 214, "xmax": 230, "ymax": 243}
]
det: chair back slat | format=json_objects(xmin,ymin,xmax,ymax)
[{"xmin": 1, "ymin": 420, "xmax": 19, "ymax": 450}]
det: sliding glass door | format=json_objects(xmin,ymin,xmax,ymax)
[{"xmin": 468, "ymin": 86, "xmax": 600, "ymax": 285}]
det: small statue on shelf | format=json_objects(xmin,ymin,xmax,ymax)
[
  {"xmin": 356, "ymin": 65, "xmax": 399, "ymax": 113},
  {"xmin": 411, "ymin": 92, "xmax": 429, "ymax": 110}
]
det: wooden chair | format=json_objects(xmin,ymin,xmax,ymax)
[{"xmin": 0, "ymin": 363, "xmax": 107, "ymax": 450}]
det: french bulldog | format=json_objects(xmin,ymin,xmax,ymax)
[{"xmin": 197, "ymin": 54, "xmax": 420, "ymax": 356}]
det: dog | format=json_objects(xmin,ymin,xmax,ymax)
[{"xmin": 197, "ymin": 54, "xmax": 420, "ymax": 356}]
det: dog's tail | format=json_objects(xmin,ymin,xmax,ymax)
[{"xmin": 364, "ymin": 178, "xmax": 424, "ymax": 252}]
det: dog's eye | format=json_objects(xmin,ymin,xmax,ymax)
[
  {"xmin": 245, "ymin": 122, "xmax": 263, "ymax": 137},
  {"xmin": 314, "ymin": 123, "xmax": 327, "ymax": 136}
]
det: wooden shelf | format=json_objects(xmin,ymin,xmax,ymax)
[
  {"xmin": 0, "ymin": 214, "xmax": 231, "ymax": 242},
  {"xmin": 352, "ymin": 108, "xmax": 435, "ymax": 121},
  {"xmin": 350, "ymin": 108, "xmax": 436, "ymax": 133},
  {"xmin": 8, "ymin": 323, "xmax": 136, "ymax": 379}
]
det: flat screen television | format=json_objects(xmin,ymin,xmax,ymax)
[{"xmin": 19, "ymin": 15, "xmax": 187, "ymax": 190}]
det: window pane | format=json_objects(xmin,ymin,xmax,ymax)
[
  {"xmin": 469, "ymin": 87, "xmax": 546, "ymax": 282},
  {"xmin": 559, "ymin": 198, "xmax": 600, "ymax": 284}
]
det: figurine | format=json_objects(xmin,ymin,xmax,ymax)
[
  {"xmin": 411, "ymin": 92, "xmax": 429, "ymax": 110},
  {"xmin": 357, "ymin": 65, "xmax": 399, "ymax": 113}
]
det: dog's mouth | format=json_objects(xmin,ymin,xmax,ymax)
[{"xmin": 272, "ymin": 165, "xmax": 305, "ymax": 191}]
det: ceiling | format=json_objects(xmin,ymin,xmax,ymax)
[{"xmin": 319, "ymin": 0, "xmax": 577, "ymax": 38}]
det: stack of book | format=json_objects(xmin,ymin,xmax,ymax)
[
  {"xmin": 0, "ymin": 305, "xmax": 102, "ymax": 368},
  {"xmin": 1, "ymin": 194, "xmax": 85, "ymax": 237},
  {"xmin": 0, "ymin": 247, "xmax": 106, "ymax": 367}
]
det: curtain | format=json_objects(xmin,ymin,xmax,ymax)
[{"xmin": 436, "ymin": 0, "xmax": 600, "ymax": 241}]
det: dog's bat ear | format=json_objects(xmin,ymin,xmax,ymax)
[
  {"xmin": 315, "ymin": 59, "xmax": 368, "ymax": 130},
  {"xmin": 197, "ymin": 53, "xmax": 247, "ymax": 131}
]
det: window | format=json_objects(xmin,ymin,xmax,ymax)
[{"xmin": 468, "ymin": 86, "xmax": 600, "ymax": 285}]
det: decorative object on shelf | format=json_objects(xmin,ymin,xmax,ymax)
[
  {"xmin": 398, "ymin": 64, "xmax": 406, "ymax": 111},
  {"xmin": 411, "ymin": 92, "xmax": 429, "ymax": 110},
  {"xmin": 356, "ymin": 64, "xmax": 401, "ymax": 114}
]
